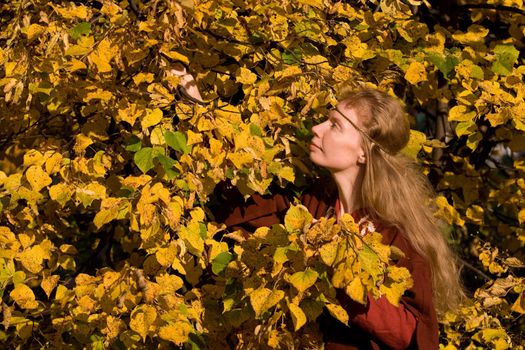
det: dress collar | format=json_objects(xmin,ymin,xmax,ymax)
[{"xmin": 334, "ymin": 197, "xmax": 368, "ymax": 222}]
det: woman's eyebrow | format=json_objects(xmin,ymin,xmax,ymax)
[
  {"xmin": 329, "ymin": 114, "xmax": 346, "ymax": 128},
  {"xmin": 328, "ymin": 113, "xmax": 342, "ymax": 124}
]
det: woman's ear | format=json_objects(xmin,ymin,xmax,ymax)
[{"xmin": 357, "ymin": 150, "xmax": 366, "ymax": 165}]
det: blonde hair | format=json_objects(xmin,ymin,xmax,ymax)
[{"xmin": 339, "ymin": 88, "xmax": 464, "ymax": 316}]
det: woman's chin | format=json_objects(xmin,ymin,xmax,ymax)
[{"xmin": 309, "ymin": 154, "xmax": 323, "ymax": 166}]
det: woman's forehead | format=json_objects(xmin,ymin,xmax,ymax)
[{"xmin": 332, "ymin": 105, "xmax": 359, "ymax": 124}]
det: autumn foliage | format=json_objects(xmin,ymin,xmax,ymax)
[{"xmin": 0, "ymin": 0, "xmax": 524, "ymax": 348}]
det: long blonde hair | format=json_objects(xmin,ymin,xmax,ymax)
[{"xmin": 339, "ymin": 88, "xmax": 464, "ymax": 316}]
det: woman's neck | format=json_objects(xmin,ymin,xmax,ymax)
[{"xmin": 332, "ymin": 168, "xmax": 364, "ymax": 215}]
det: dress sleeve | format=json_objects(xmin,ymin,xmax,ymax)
[
  {"xmin": 210, "ymin": 181, "xmax": 292, "ymax": 235},
  {"xmin": 336, "ymin": 291, "xmax": 416, "ymax": 350},
  {"xmin": 210, "ymin": 178, "xmax": 339, "ymax": 233}
]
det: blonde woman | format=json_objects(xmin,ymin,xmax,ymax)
[{"xmin": 173, "ymin": 66, "xmax": 464, "ymax": 349}]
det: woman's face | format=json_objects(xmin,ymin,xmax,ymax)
[{"xmin": 309, "ymin": 103, "xmax": 366, "ymax": 173}]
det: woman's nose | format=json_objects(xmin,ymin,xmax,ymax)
[{"xmin": 312, "ymin": 123, "xmax": 322, "ymax": 137}]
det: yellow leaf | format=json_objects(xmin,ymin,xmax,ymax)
[
  {"xmin": 187, "ymin": 130, "xmax": 203, "ymax": 145},
  {"xmin": 103, "ymin": 316, "xmax": 126, "ymax": 340},
  {"xmin": 84, "ymin": 91, "xmax": 113, "ymax": 105},
  {"xmin": 155, "ymin": 244, "xmax": 178, "ymax": 267},
  {"xmin": 141, "ymin": 108, "xmax": 163, "ymax": 129},
  {"xmin": 267, "ymin": 329, "xmax": 281, "ymax": 348},
  {"xmin": 100, "ymin": 273, "xmax": 119, "ymax": 293},
  {"xmin": 404, "ymin": 61, "xmax": 427, "ymax": 85},
  {"xmin": 278, "ymin": 166, "xmax": 295, "ymax": 182},
  {"xmin": 160, "ymin": 50, "xmax": 190, "ymax": 64},
  {"xmin": 434, "ymin": 196, "xmax": 465, "ymax": 226},
  {"xmin": 26, "ymin": 24, "xmax": 45, "ymax": 41},
  {"xmin": 65, "ymin": 36, "xmax": 94, "ymax": 56},
  {"xmin": 452, "ymin": 25, "xmax": 489, "ymax": 44},
  {"xmin": 78, "ymin": 295, "xmax": 96, "ymax": 313},
  {"xmin": 284, "ymin": 204, "xmax": 313, "ymax": 233},
  {"xmin": 364, "ymin": 232, "xmax": 391, "ymax": 263},
  {"xmin": 25, "ymin": 165, "xmax": 52, "ymax": 192},
  {"xmin": 133, "ymin": 73, "xmax": 154, "ymax": 85},
  {"xmin": 155, "ymin": 274, "xmax": 184, "ymax": 295},
  {"xmin": 49, "ymin": 183, "xmax": 73, "ymax": 206},
  {"xmin": 18, "ymin": 233, "xmax": 34, "ymax": 249},
  {"xmin": 65, "ymin": 58, "xmax": 87, "ymax": 72},
  {"xmin": 297, "ymin": 0, "xmax": 325, "ymax": 9},
  {"xmin": 41, "ymin": 275, "xmax": 60, "ymax": 298},
  {"xmin": 190, "ymin": 207, "xmax": 205, "ymax": 221},
  {"xmin": 165, "ymin": 201, "xmax": 182, "ymax": 229},
  {"xmin": 339, "ymin": 213, "xmax": 359, "ymax": 235},
  {"xmin": 129, "ymin": 304, "xmax": 157, "ymax": 341},
  {"xmin": 448, "ymin": 105, "xmax": 477, "ymax": 122},
  {"xmin": 345, "ymin": 277, "xmax": 366, "ymax": 304},
  {"xmin": 10, "ymin": 284, "xmax": 38, "ymax": 309},
  {"xmin": 402, "ymin": 130, "xmax": 426, "ymax": 159},
  {"xmin": 288, "ymin": 269, "xmax": 318, "ymax": 293},
  {"xmin": 319, "ymin": 240, "xmax": 339, "ymax": 266},
  {"xmin": 249, "ymin": 287, "xmax": 284, "ymax": 317},
  {"xmin": 44, "ymin": 152, "xmax": 63, "ymax": 174},
  {"xmin": 343, "ymin": 36, "xmax": 374, "ymax": 60},
  {"xmin": 466, "ymin": 205, "xmax": 484, "ymax": 225},
  {"xmin": 23, "ymin": 150, "xmax": 43, "ymax": 167},
  {"xmin": 18, "ymin": 245, "xmax": 45, "ymax": 274},
  {"xmin": 288, "ymin": 303, "xmax": 307, "ymax": 331},
  {"xmin": 456, "ymin": 59, "xmax": 484, "ymax": 80},
  {"xmin": 397, "ymin": 20, "xmax": 428, "ymax": 43},
  {"xmin": 227, "ymin": 152, "xmax": 253, "ymax": 169},
  {"xmin": 236, "ymin": 67, "xmax": 257, "ymax": 85},
  {"xmin": 93, "ymin": 198, "xmax": 123, "ymax": 229},
  {"xmin": 325, "ymin": 303, "xmax": 348, "ymax": 325},
  {"xmin": 118, "ymin": 103, "xmax": 144, "ymax": 126},
  {"xmin": 51, "ymin": 3, "xmax": 89, "ymax": 19},
  {"xmin": 511, "ymin": 291, "xmax": 525, "ymax": 314},
  {"xmin": 89, "ymin": 39, "xmax": 116, "ymax": 73},
  {"xmin": 178, "ymin": 222, "xmax": 204, "ymax": 256},
  {"xmin": 75, "ymin": 182, "xmax": 107, "ymax": 207},
  {"xmin": 518, "ymin": 209, "xmax": 525, "ymax": 225},
  {"xmin": 0, "ymin": 227, "xmax": 16, "ymax": 245},
  {"xmin": 379, "ymin": 266, "xmax": 413, "ymax": 306},
  {"xmin": 159, "ymin": 321, "xmax": 192, "ymax": 344},
  {"xmin": 74, "ymin": 134, "xmax": 94, "ymax": 154}
]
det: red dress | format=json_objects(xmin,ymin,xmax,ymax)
[{"xmin": 212, "ymin": 181, "xmax": 439, "ymax": 349}]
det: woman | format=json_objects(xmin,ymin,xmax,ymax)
[{"xmin": 171, "ymin": 65, "xmax": 464, "ymax": 349}]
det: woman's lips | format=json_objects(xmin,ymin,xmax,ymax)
[{"xmin": 310, "ymin": 143, "xmax": 322, "ymax": 151}]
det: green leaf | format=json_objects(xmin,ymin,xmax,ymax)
[
  {"xmin": 165, "ymin": 131, "xmax": 191, "ymax": 154},
  {"xmin": 199, "ymin": 223, "xmax": 207, "ymax": 239},
  {"xmin": 249, "ymin": 123, "xmax": 262, "ymax": 137},
  {"xmin": 211, "ymin": 252, "xmax": 233, "ymax": 275},
  {"xmin": 134, "ymin": 147, "xmax": 155, "ymax": 173},
  {"xmin": 282, "ymin": 48, "xmax": 302, "ymax": 65},
  {"xmin": 125, "ymin": 135, "xmax": 142, "ymax": 152},
  {"xmin": 288, "ymin": 268, "xmax": 318, "ymax": 293},
  {"xmin": 156, "ymin": 154, "xmax": 178, "ymax": 179},
  {"xmin": 69, "ymin": 22, "xmax": 91, "ymax": 40},
  {"xmin": 491, "ymin": 44, "xmax": 519, "ymax": 76},
  {"xmin": 426, "ymin": 51, "xmax": 459, "ymax": 79},
  {"xmin": 359, "ymin": 245, "xmax": 382, "ymax": 281}
]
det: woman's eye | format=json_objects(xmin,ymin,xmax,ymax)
[{"xmin": 330, "ymin": 122, "xmax": 337, "ymax": 129}]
